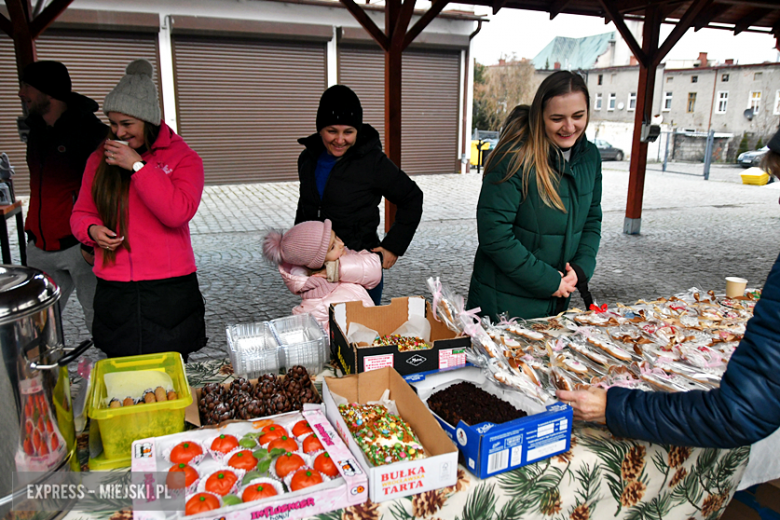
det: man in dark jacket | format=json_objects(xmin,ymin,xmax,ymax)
[{"xmin": 19, "ymin": 61, "xmax": 107, "ymax": 332}]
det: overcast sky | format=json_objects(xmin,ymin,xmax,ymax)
[{"xmin": 470, "ymin": 9, "xmax": 780, "ymax": 67}]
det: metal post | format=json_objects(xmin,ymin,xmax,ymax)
[
  {"xmin": 662, "ymin": 131, "xmax": 670, "ymax": 172},
  {"xmin": 477, "ymin": 139, "xmax": 483, "ymax": 174},
  {"xmin": 703, "ymin": 129, "xmax": 714, "ymax": 180}
]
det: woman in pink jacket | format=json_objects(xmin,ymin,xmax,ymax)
[
  {"xmin": 71, "ymin": 59, "xmax": 206, "ymax": 359},
  {"xmin": 263, "ymin": 219, "xmax": 382, "ymax": 332}
]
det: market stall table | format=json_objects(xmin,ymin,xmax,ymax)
[{"xmin": 58, "ymin": 359, "xmax": 753, "ymax": 520}]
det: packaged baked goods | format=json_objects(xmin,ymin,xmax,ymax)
[{"xmin": 337, "ymin": 403, "xmax": 425, "ymax": 466}]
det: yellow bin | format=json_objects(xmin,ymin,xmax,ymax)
[
  {"xmin": 741, "ymin": 167, "xmax": 770, "ymax": 186},
  {"xmin": 88, "ymin": 352, "xmax": 192, "ymax": 465}
]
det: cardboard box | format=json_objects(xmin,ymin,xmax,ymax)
[
  {"xmin": 132, "ymin": 408, "xmax": 368, "ymax": 520},
  {"xmin": 329, "ymin": 296, "xmax": 469, "ymax": 376},
  {"xmin": 322, "ymin": 367, "xmax": 458, "ymax": 502},
  {"xmin": 411, "ymin": 367, "xmax": 572, "ymax": 479}
]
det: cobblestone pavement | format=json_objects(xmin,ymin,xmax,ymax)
[{"xmin": 8, "ymin": 160, "xmax": 778, "ymax": 364}]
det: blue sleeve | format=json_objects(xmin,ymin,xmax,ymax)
[{"xmin": 606, "ymin": 253, "xmax": 780, "ymax": 448}]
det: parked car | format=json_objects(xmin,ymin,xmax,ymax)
[
  {"xmin": 737, "ymin": 146, "xmax": 769, "ymax": 168},
  {"xmin": 595, "ymin": 139, "xmax": 624, "ymax": 161}
]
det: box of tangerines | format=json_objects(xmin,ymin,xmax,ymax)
[{"xmin": 130, "ymin": 408, "xmax": 368, "ymax": 520}]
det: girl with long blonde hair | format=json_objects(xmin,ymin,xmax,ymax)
[{"xmin": 468, "ymin": 70, "xmax": 603, "ymax": 320}]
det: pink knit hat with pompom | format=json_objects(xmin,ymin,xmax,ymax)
[{"xmin": 263, "ymin": 219, "xmax": 332, "ymax": 269}]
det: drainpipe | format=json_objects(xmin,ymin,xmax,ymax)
[{"xmin": 461, "ymin": 20, "xmax": 483, "ymax": 174}]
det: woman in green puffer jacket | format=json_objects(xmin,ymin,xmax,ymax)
[{"xmin": 467, "ymin": 71, "xmax": 603, "ymax": 320}]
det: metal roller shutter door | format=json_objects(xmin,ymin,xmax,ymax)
[
  {"xmin": 172, "ymin": 36, "xmax": 327, "ymax": 184},
  {"xmin": 0, "ymin": 31, "xmax": 160, "ymax": 195},
  {"xmin": 339, "ymin": 46, "xmax": 460, "ymax": 175}
]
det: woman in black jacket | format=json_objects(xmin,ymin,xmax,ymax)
[{"xmin": 295, "ymin": 85, "xmax": 423, "ymax": 305}]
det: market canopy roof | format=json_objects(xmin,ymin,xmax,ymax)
[{"xmin": 473, "ymin": 0, "xmax": 779, "ymax": 39}]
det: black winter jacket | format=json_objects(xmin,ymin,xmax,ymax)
[
  {"xmin": 25, "ymin": 92, "xmax": 107, "ymax": 251},
  {"xmin": 295, "ymin": 124, "xmax": 423, "ymax": 256},
  {"xmin": 607, "ymin": 251, "xmax": 780, "ymax": 448}
]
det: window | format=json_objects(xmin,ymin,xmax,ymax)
[
  {"xmin": 754, "ymin": 72, "xmax": 763, "ymax": 80},
  {"xmin": 691, "ymin": 75, "xmax": 698, "ymax": 83},
  {"xmin": 597, "ymin": 74, "xmax": 603, "ymax": 86},
  {"xmin": 595, "ymin": 93, "xmax": 603, "ymax": 110},
  {"xmin": 749, "ymin": 91, "xmax": 761, "ymax": 113},
  {"xmin": 662, "ymin": 91, "xmax": 673, "ymax": 111},
  {"xmin": 722, "ymin": 73, "xmax": 729, "ymax": 82},
  {"xmin": 687, "ymin": 92, "xmax": 697, "ymax": 112},
  {"xmin": 716, "ymin": 91, "xmax": 728, "ymax": 114},
  {"xmin": 627, "ymin": 92, "xmax": 636, "ymax": 111},
  {"xmin": 666, "ymin": 76, "xmax": 673, "ymax": 83},
  {"xmin": 608, "ymin": 93, "xmax": 616, "ymax": 111},
  {"xmin": 774, "ymin": 90, "xmax": 780, "ymax": 116}
]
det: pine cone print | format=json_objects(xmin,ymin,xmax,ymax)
[
  {"xmin": 570, "ymin": 503, "xmax": 590, "ymax": 520},
  {"xmin": 701, "ymin": 493, "xmax": 725, "ymax": 518},
  {"xmin": 555, "ymin": 449, "xmax": 574, "ymax": 463},
  {"xmin": 540, "ymin": 488, "xmax": 562, "ymax": 516},
  {"xmin": 669, "ymin": 467, "xmax": 687, "ymax": 488},
  {"xmin": 620, "ymin": 480, "xmax": 647, "ymax": 507},
  {"xmin": 621, "ymin": 446, "xmax": 646, "ymax": 481},
  {"xmin": 218, "ymin": 364, "xmax": 234, "ymax": 375},
  {"xmin": 341, "ymin": 499, "xmax": 380, "ymax": 520},
  {"xmin": 109, "ymin": 509, "xmax": 133, "ymax": 520},
  {"xmin": 412, "ymin": 490, "xmax": 446, "ymax": 518},
  {"xmin": 668, "ymin": 446, "xmax": 692, "ymax": 468},
  {"xmin": 442, "ymin": 468, "xmax": 470, "ymax": 494}
]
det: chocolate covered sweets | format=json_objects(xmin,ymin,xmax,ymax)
[
  {"xmin": 337, "ymin": 403, "xmax": 425, "ymax": 466},
  {"xmin": 427, "ymin": 382, "xmax": 527, "ymax": 426}
]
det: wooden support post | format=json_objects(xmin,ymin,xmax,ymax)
[
  {"xmin": 624, "ymin": 4, "xmax": 660, "ymax": 235},
  {"xmin": 384, "ymin": 0, "xmax": 402, "ymax": 231}
]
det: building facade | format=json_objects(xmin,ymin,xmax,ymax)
[
  {"xmin": 584, "ymin": 54, "xmax": 780, "ymax": 162},
  {"xmin": 1, "ymin": 0, "xmax": 480, "ymax": 193}
]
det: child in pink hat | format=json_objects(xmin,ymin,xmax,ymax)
[{"xmin": 263, "ymin": 219, "xmax": 382, "ymax": 331}]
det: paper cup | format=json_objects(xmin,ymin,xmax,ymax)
[{"xmin": 725, "ymin": 277, "xmax": 748, "ymax": 298}]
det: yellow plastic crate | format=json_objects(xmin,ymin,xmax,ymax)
[
  {"xmin": 741, "ymin": 167, "xmax": 770, "ymax": 186},
  {"xmin": 88, "ymin": 352, "xmax": 192, "ymax": 463}
]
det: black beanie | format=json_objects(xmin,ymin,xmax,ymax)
[
  {"xmin": 21, "ymin": 61, "xmax": 72, "ymax": 101},
  {"xmin": 316, "ymin": 85, "xmax": 363, "ymax": 132},
  {"xmin": 768, "ymin": 131, "xmax": 780, "ymax": 154}
]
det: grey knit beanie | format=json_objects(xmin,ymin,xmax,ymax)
[{"xmin": 103, "ymin": 59, "xmax": 161, "ymax": 125}]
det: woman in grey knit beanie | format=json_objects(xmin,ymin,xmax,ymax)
[{"xmin": 70, "ymin": 59, "xmax": 207, "ymax": 360}]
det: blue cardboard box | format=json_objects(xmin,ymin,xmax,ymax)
[{"xmin": 412, "ymin": 367, "xmax": 573, "ymax": 478}]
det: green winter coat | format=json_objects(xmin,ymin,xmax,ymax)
[{"xmin": 467, "ymin": 136, "xmax": 602, "ymax": 320}]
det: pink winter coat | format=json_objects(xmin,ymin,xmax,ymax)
[
  {"xmin": 70, "ymin": 122, "xmax": 204, "ymax": 281},
  {"xmin": 279, "ymin": 248, "xmax": 382, "ymax": 332}
]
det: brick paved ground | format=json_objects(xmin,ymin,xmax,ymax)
[{"xmin": 9, "ymin": 160, "xmax": 778, "ymax": 364}]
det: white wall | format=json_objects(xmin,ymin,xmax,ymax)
[{"xmin": 587, "ymin": 121, "xmax": 665, "ymax": 162}]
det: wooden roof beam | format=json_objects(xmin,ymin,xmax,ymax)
[
  {"xmin": 597, "ymin": 0, "xmax": 647, "ymax": 67},
  {"xmin": 549, "ymin": 0, "xmax": 571, "ymax": 20},
  {"xmin": 391, "ymin": 0, "xmax": 416, "ymax": 49},
  {"xmin": 653, "ymin": 0, "xmax": 712, "ymax": 67},
  {"xmin": 0, "ymin": 13, "xmax": 12, "ymax": 36},
  {"xmin": 492, "ymin": 0, "xmax": 509, "ymax": 16},
  {"xmin": 29, "ymin": 0, "xmax": 73, "ymax": 39},
  {"xmin": 733, "ymin": 8, "xmax": 771, "ymax": 35},
  {"xmin": 403, "ymin": 0, "xmax": 449, "ymax": 49},
  {"xmin": 339, "ymin": 0, "xmax": 389, "ymax": 51},
  {"xmin": 693, "ymin": 2, "xmax": 733, "ymax": 31}
]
